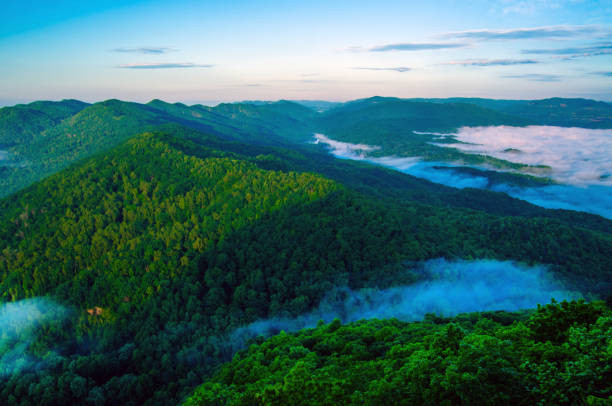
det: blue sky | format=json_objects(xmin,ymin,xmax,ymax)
[{"xmin": 0, "ymin": 0, "xmax": 610, "ymax": 105}]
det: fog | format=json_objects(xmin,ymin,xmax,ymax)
[
  {"xmin": 231, "ymin": 259, "xmax": 580, "ymax": 345},
  {"xmin": 444, "ymin": 126, "xmax": 612, "ymax": 186},
  {"xmin": 314, "ymin": 133, "xmax": 612, "ymax": 219},
  {"xmin": 0, "ymin": 298, "xmax": 70, "ymax": 377}
]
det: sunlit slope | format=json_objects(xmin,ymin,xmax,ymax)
[
  {"xmin": 3, "ymin": 98, "xmax": 609, "ymax": 235},
  {"xmin": 0, "ymin": 130, "xmax": 339, "ymax": 306},
  {"xmin": 0, "ymin": 99, "xmax": 317, "ymax": 197},
  {"xmin": 185, "ymin": 301, "xmax": 612, "ymax": 406}
]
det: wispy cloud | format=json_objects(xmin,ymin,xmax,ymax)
[
  {"xmin": 442, "ymin": 58, "xmax": 539, "ymax": 66},
  {"xmin": 369, "ymin": 42, "xmax": 466, "ymax": 52},
  {"xmin": 501, "ymin": 73, "xmax": 561, "ymax": 82},
  {"xmin": 591, "ymin": 71, "xmax": 612, "ymax": 77},
  {"xmin": 522, "ymin": 43, "xmax": 612, "ymax": 59},
  {"xmin": 113, "ymin": 47, "xmax": 175, "ymax": 54},
  {"xmin": 500, "ymin": 0, "xmax": 573, "ymax": 15},
  {"xmin": 353, "ymin": 66, "xmax": 411, "ymax": 72},
  {"xmin": 116, "ymin": 63, "xmax": 214, "ymax": 69},
  {"xmin": 300, "ymin": 73, "xmax": 320, "ymax": 77},
  {"xmin": 440, "ymin": 25, "xmax": 599, "ymax": 41}
]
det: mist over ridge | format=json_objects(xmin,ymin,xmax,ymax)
[{"xmin": 231, "ymin": 258, "xmax": 581, "ymax": 346}]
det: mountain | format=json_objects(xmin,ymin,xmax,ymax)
[
  {"xmin": 1, "ymin": 125, "xmax": 610, "ymax": 404},
  {"xmin": 0, "ymin": 98, "xmax": 318, "ymax": 198},
  {"xmin": 186, "ymin": 300, "xmax": 611, "ymax": 405},
  {"xmin": 316, "ymin": 98, "xmax": 544, "ymax": 171},
  {"xmin": 0, "ymin": 99, "xmax": 89, "ymax": 147},
  {"xmin": 291, "ymin": 100, "xmax": 342, "ymax": 112},
  {"xmin": 4, "ymin": 97, "xmax": 608, "ymax": 234},
  {"xmin": 3, "ymin": 96, "xmax": 610, "ymax": 199},
  {"xmin": 409, "ymin": 97, "xmax": 612, "ymax": 129}
]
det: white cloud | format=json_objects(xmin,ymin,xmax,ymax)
[{"xmin": 446, "ymin": 125, "xmax": 612, "ymax": 186}]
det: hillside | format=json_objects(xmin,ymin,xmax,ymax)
[
  {"xmin": 2, "ymin": 96, "xmax": 610, "ymax": 200},
  {"xmin": 0, "ymin": 99, "xmax": 89, "ymax": 147},
  {"xmin": 1, "ymin": 127, "xmax": 611, "ymax": 404},
  {"xmin": 0, "ymin": 99, "xmax": 316, "ymax": 197},
  {"xmin": 186, "ymin": 300, "xmax": 612, "ymax": 405},
  {"xmin": 3, "ymin": 98, "xmax": 610, "ymax": 234},
  {"xmin": 316, "ymin": 98, "xmax": 542, "ymax": 171},
  {"xmin": 409, "ymin": 97, "xmax": 612, "ymax": 129}
]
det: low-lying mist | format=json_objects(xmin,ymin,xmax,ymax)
[
  {"xmin": 231, "ymin": 259, "xmax": 581, "ymax": 345},
  {"xmin": 314, "ymin": 133, "xmax": 612, "ymax": 219},
  {"xmin": 444, "ymin": 125, "xmax": 612, "ymax": 186},
  {"xmin": 0, "ymin": 298, "xmax": 70, "ymax": 377}
]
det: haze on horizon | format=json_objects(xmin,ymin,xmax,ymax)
[{"xmin": 0, "ymin": 0, "xmax": 611, "ymax": 106}]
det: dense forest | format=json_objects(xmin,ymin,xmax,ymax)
[
  {"xmin": 3, "ymin": 96, "xmax": 611, "ymax": 197},
  {"xmin": 0, "ymin": 98, "xmax": 611, "ymax": 404},
  {"xmin": 186, "ymin": 300, "xmax": 612, "ymax": 405}
]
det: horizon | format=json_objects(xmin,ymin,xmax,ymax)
[
  {"xmin": 1, "ymin": 0, "xmax": 611, "ymax": 106},
  {"xmin": 2, "ymin": 94, "xmax": 611, "ymax": 109}
]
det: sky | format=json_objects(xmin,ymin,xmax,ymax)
[{"xmin": 0, "ymin": 0, "xmax": 611, "ymax": 106}]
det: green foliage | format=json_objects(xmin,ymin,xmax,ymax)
[
  {"xmin": 0, "ymin": 101, "xmax": 611, "ymax": 405},
  {"xmin": 0, "ymin": 99, "xmax": 88, "ymax": 147},
  {"xmin": 0, "ymin": 127, "xmax": 610, "ymax": 404},
  {"xmin": 406, "ymin": 97, "xmax": 612, "ymax": 129},
  {"xmin": 317, "ymin": 98, "xmax": 547, "ymax": 173},
  {"xmin": 186, "ymin": 301, "xmax": 612, "ymax": 406}
]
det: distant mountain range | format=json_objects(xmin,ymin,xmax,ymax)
[{"xmin": 2, "ymin": 96, "xmax": 611, "ymax": 198}]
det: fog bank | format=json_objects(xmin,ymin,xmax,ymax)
[
  {"xmin": 314, "ymin": 133, "xmax": 612, "ymax": 219},
  {"xmin": 444, "ymin": 126, "xmax": 612, "ymax": 186},
  {"xmin": 232, "ymin": 259, "xmax": 580, "ymax": 344}
]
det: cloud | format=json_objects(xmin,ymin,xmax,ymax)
[
  {"xmin": 446, "ymin": 125, "xmax": 612, "ymax": 187},
  {"xmin": 440, "ymin": 25, "xmax": 599, "ymax": 41},
  {"xmin": 314, "ymin": 130, "xmax": 612, "ymax": 219},
  {"xmin": 501, "ymin": 73, "xmax": 560, "ymax": 81},
  {"xmin": 116, "ymin": 63, "xmax": 214, "ymax": 69},
  {"xmin": 113, "ymin": 47, "xmax": 175, "ymax": 54},
  {"xmin": 499, "ymin": 0, "xmax": 574, "ymax": 15},
  {"xmin": 353, "ymin": 66, "xmax": 411, "ymax": 72},
  {"xmin": 592, "ymin": 71, "xmax": 612, "ymax": 77},
  {"xmin": 442, "ymin": 59, "xmax": 539, "ymax": 66},
  {"xmin": 231, "ymin": 258, "xmax": 580, "ymax": 347},
  {"xmin": 300, "ymin": 73, "xmax": 320, "ymax": 77},
  {"xmin": 369, "ymin": 42, "xmax": 467, "ymax": 52},
  {"xmin": 522, "ymin": 43, "xmax": 612, "ymax": 59}
]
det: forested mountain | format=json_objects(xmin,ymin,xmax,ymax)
[
  {"xmin": 0, "ymin": 99, "xmax": 89, "ymax": 147},
  {"xmin": 409, "ymin": 97, "xmax": 612, "ymax": 129},
  {"xmin": 315, "ymin": 97, "xmax": 610, "ymax": 172},
  {"xmin": 1, "ymin": 98, "xmax": 611, "ymax": 405},
  {"xmin": 319, "ymin": 97, "xmax": 529, "ymax": 132},
  {"xmin": 1, "ymin": 124, "xmax": 611, "ymax": 404},
  {"xmin": 3, "ymin": 96, "xmax": 610, "ymax": 198},
  {"xmin": 0, "ymin": 98, "xmax": 315, "ymax": 197},
  {"xmin": 186, "ymin": 300, "xmax": 612, "ymax": 405}
]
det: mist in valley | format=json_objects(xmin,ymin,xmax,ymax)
[
  {"xmin": 314, "ymin": 130, "xmax": 612, "ymax": 219},
  {"xmin": 231, "ymin": 258, "xmax": 581, "ymax": 347}
]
